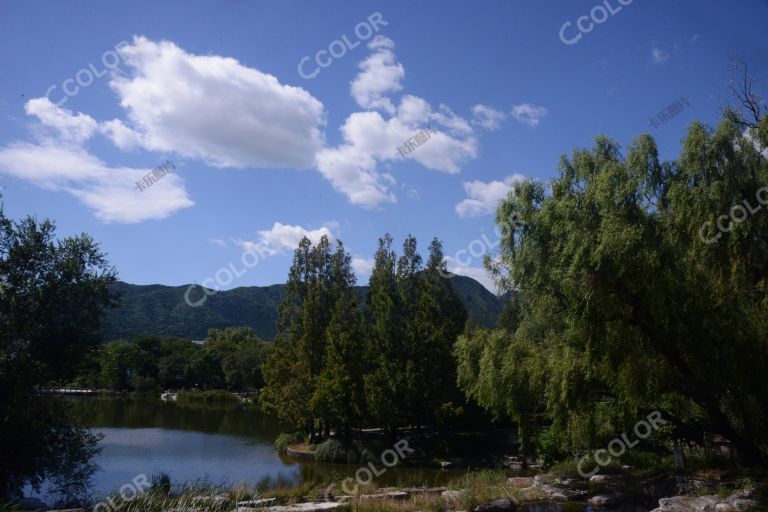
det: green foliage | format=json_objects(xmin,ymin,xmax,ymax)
[
  {"xmin": 535, "ymin": 428, "xmax": 564, "ymax": 468},
  {"xmin": 0, "ymin": 205, "xmax": 114, "ymax": 502},
  {"xmin": 314, "ymin": 439, "xmax": 356, "ymax": 463},
  {"xmin": 314, "ymin": 439, "xmax": 375, "ymax": 464},
  {"xmin": 263, "ymin": 233, "xmax": 469, "ymax": 437},
  {"xmin": 274, "ymin": 432, "xmax": 305, "ymax": 454},
  {"xmin": 457, "ymin": 104, "xmax": 768, "ymax": 466},
  {"xmin": 101, "ymin": 281, "xmax": 284, "ymax": 341},
  {"xmin": 86, "ymin": 328, "xmax": 269, "ymax": 392}
]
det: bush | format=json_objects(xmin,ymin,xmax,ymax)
[
  {"xmin": 315, "ymin": 439, "xmax": 358, "ymax": 463},
  {"xmin": 535, "ymin": 428, "xmax": 564, "ymax": 468},
  {"xmin": 274, "ymin": 432, "xmax": 304, "ymax": 454}
]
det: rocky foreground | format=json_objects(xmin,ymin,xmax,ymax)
[{"xmin": 29, "ymin": 473, "xmax": 762, "ymax": 512}]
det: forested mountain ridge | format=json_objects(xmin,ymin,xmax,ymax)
[{"xmin": 101, "ymin": 274, "xmax": 505, "ymax": 341}]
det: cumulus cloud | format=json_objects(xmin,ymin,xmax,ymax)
[
  {"xmin": 25, "ymin": 98, "xmax": 99, "ymax": 143},
  {"xmin": 0, "ymin": 37, "xmax": 330, "ymax": 223},
  {"xmin": 233, "ymin": 222, "xmax": 337, "ymax": 257},
  {"xmin": 4, "ymin": 35, "xmax": 503, "ymax": 219},
  {"xmin": 351, "ymin": 256, "xmax": 375, "ymax": 280},
  {"xmin": 471, "ymin": 104, "xmax": 506, "ymax": 131},
  {"xmin": 320, "ymin": 37, "xmax": 488, "ymax": 207},
  {"xmin": 350, "ymin": 36, "xmax": 405, "ymax": 114},
  {"xmin": 107, "ymin": 36, "xmax": 325, "ymax": 168},
  {"xmin": 510, "ymin": 103, "xmax": 547, "ymax": 127},
  {"xmin": 0, "ymin": 142, "xmax": 193, "ymax": 223},
  {"xmin": 455, "ymin": 174, "xmax": 526, "ymax": 218}
]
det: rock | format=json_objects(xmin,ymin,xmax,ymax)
[
  {"xmin": 727, "ymin": 497, "xmax": 758, "ymax": 511},
  {"xmin": 442, "ymin": 490, "xmax": 464, "ymax": 504},
  {"xmin": 358, "ymin": 492, "xmax": 408, "ymax": 501},
  {"xmin": 472, "ymin": 498, "xmax": 515, "ymax": 512},
  {"xmin": 654, "ymin": 496, "xmax": 702, "ymax": 511},
  {"xmin": 259, "ymin": 503, "xmax": 346, "ymax": 512},
  {"xmin": 46, "ymin": 509, "xmax": 85, "ymax": 512},
  {"xmin": 715, "ymin": 504, "xmax": 735, "ymax": 512},
  {"xmin": 506, "ymin": 477, "xmax": 534, "ymax": 488},
  {"xmin": 402, "ymin": 487, "xmax": 448, "ymax": 496},
  {"xmin": 690, "ymin": 496, "xmax": 720, "ymax": 511},
  {"xmin": 237, "ymin": 498, "xmax": 277, "ymax": 507},
  {"xmin": 589, "ymin": 474, "xmax": 609, "ymax": 484},
  {"xmin": 533, "ymin": 474, "xmax": 554, "ymax": 487},
  {"xmin": 539, "ymin": 484, "xmax": 588, "ymax": 501},
  {"xmin": 589, "ymin": 494, "xmax": 618, "ymax": 506}
]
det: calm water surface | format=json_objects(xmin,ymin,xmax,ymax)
[
  {"xmin": 66, "ymin": 396, "xmax": 462, "ymax": 498},
  {"xmin": 30, "ymin": 397, "xmax": 648, "ymax": 511}
]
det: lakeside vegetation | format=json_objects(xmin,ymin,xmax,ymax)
[
  {"xmin": 1, "ymin": 81, "xmax": 768, "ymax": 509},
  {"xmin": 74, "ymin": 327, "xmax": 269, "ymax": 392}
]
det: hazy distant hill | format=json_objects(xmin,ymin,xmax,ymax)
[{"xmin": 101, "ymin": 274, "xmax": 506, "ymax": 341}]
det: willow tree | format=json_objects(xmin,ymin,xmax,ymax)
[
  {"xmin": 457, "ymin": 105, "xmax": 768, "ymax": 464},
  {"xmin": 0, "ymin": 205, "xmax": 117, "ymax": 502}
]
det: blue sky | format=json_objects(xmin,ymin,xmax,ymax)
[{"xmin": 0, "ymin": 0, "xmax": 766, "ymax": 292}]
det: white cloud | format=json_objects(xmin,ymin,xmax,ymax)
[
  {"xmin": 651, "ymin": 47, "xmax": 670, "ymax": 64},
  {"xmin": 510, "ymin": 103, "xmax": 547, "ymax": 127},
  {"xmin": 316, "ymin": 141, "xmax": 397, "ymax": 209},
  {"xmin": 108, "ymin": 36, "xmax": 325, "ymax": 168},
  {"xmin": 351, "ymin": 256, "xmax": 375, "ymax": 279},
  {"xmin": 350, "ymin": 36, "xmax": 405, "ymax": 114},
  {"xmin": 471, "ymin": 104, "xmax": 506, "ymax": 131},
  {"xmin": 208, "ymin": 238, "xmax": 227, "ymax": 247},
  {"xmin": 444, "ymin": 257, "xmax": 497, "ymax": 294},
  {"xmin": 455, "ymin": 174, "xmax": 526, "ymax": 218},
  {"xmin": 0, "ymin": 142, "xmax": 193, "ymax": 223},
  {"xmin": 234, "ymin": 222, "xmax": 337, "ymax": 256},
  {"xmin": 25, "ymin": 98, "xmax": 98, "ymax": 143},
  {"xmin": 100, "ymin": 119, "xmax": 143, "ymax": 150}
]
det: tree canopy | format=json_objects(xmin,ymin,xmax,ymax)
[
  {"xmin": 456, "ymin": 103, "xmax": 768, "ymax": 464},
  {"xmin": 0, "ymin": 205, "xmax": 117, "ymax": 502}
]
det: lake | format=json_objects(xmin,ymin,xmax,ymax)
[
  {"xmin": 27, "ymin": 396, "xmax": 650, "ymax": 511},
  {"xmin": 57, "ymin": 396, "xmax": 463, "ymax": 499}
]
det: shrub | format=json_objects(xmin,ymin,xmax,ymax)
[
  {"xmin": 315, "ymin": 439, "xmax": 358, "ymax": 463},
  {"xmin": 274, "ymin": 432, "xmax": 305, "ymax": 454}
]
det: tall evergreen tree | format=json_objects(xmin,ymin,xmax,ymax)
[
  {"xmin": 363, "ymin": 234, "xmax": 408, "ymax": 433},
  {"xmin": 312, "ymin": 241, "xmax": 366, "ymax": 434},
  {"xmin": 415, "ymin": 238, "xmax": 467, "ymax": 427},
  {"xmin": 260, "ymin": 237, "xmax": 316, "ymax": 432}
]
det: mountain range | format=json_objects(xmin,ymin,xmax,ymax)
[{"xmin": 101, "ymin": 274, "xmax": 507, "ymax": 341}]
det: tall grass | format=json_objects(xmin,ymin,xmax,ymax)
[{"xmin": 275, "ymin": 431, "xmax": 305, "ymax": 454}]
